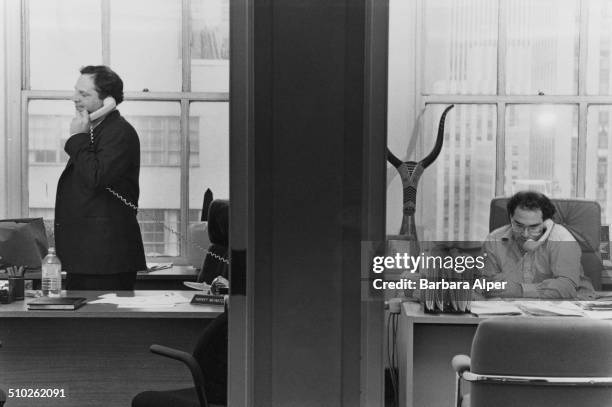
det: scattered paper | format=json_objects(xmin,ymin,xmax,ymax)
[
  {"xmin": 517, "ymin": 301, "xmax": 584, "ymax": 317},
  {"xmin": 146, "ymin": 262, "xmax": 173, "ymax": 272},
  {"xmin": 88, "ymin": 292, "xmax": 190, "ymax": 308},
  {"xmin": 470, "ymin": 301, "xmax": 522, "ymax": 316}
]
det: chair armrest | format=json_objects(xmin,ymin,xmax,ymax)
[
  {"xmin": 150, "ymin": 344, "xmax": 209, "ymax": 407},
  {"xmin": 452, "ymin": 354, "xmax": 471, "ymax": 375}
]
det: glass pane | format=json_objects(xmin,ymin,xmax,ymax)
[
  {"xmin": 505, "ymin": 0, "xmax": 579, "ymax": 95},
  {"xmin": 586, "ymin": 0, "xmax": 612, "ymax": 95},
  {"xmin": 504, "ymin": 105, "xmax": 577, "ymax": 197},
  {"xmin": 189, "ymin": 102, "xmax": 229, "ymax": 220},
  {"xmin": 191, "ymin": 0, "xmax": 230, "ymax": 92},
  {"xmin": 586, "ymin": 106, "xmax": 612, "ymax": 223},
  {"xmin": 110, "ymin": 0, "xmax": 181, "ymax": 91},
  {"xmin": 120, "ymin": 102, "xmax": 182, "ymax": 256},
  {"xmin": 423, "ymin": 0, "xmax": 498, "ymax": 95},
  {"xmin": 417, "ymin": 104, "xmax": 496, "ymax": 241},
  {"xmin": 29, "ymin": 0, "xmax": 102, "ymax": 90},
  {"xmin": 28, "ymin": 100, "xmax": 75, "ymax": 242}
]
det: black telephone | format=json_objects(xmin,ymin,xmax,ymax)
[
  {"xmin": 89, "ymin": 96, "xmax": 116, "ymax": 121},
  {"xmin": 522, "ymin": 219, "xmax": 554, "ymax": 251}
]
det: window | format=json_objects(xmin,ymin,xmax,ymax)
[
  {"xmin": 390, "ymin": 0, "xmax": 612, "ymax": 239},
  {"xmin": 24, "ymin": 0, "xmax": 229, "ymax": 259}
]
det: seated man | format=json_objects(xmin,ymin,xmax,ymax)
[{"xmin": 481, "ymin": 191, "xmax": 595, "ymax": 299}]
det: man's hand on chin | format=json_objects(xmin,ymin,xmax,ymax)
[
  {"xmin": 70, "ymin": 109, "xmax": 91, "ymax": 135},
  {"xmin": 486, "ymin": 281, "xmax": 523, "ymax": 298}
]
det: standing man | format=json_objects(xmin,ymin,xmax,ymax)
[{"xmin": 54, "ymin": 65, "xmax": 146, "ymax": 290}]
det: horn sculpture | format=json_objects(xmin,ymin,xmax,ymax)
[{"xmin": 387, "ymin": 105, "xmax": 454, "ymax": 241}]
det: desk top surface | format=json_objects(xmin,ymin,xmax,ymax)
[
  {"xmin": 402, "ymin": 301, "xmax": 482, "ymax": 324},
  {"xmin": 0, "ymin": 265, "xmax": 198, "ymax": 280},
  {"xmin": 402, "ymin": 292, "xmax": 612, "ymax": 324},
  {"xmin": 0, "ymin": 290, "xmax": 222, "ymax": 318}
]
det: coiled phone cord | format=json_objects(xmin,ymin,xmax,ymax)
[{"xmin": 90, "ymin": 126, "xmax": 230, "ymax": 265}]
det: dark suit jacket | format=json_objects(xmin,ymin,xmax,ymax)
[{"xmin": 54, "ymin": 110, "xmax": 146, "ymax": 275}]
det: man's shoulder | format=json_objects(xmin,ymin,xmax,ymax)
[
  {"xmin": 548, "ymin": 223, "xmax": 577, "ymax": 242},
  {"xmin": 101, "ymin": 111, "xmax": 139, "ymax": 139},
  {"xmin": 486, "ymin": 225, "xmax": 513, "ymax": 241}
]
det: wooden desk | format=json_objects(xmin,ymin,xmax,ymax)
[
  {"xmin": 398, "ymin": 298, "xmax": 612, "ymax": 407},
  {"xmin": 1, "ymin": 266, "xmax": 199, "ymax": 290},
  {"xmin": 0, "ymin": 290, "xmax": 223, "ymax": 407},
  {"xmin": 398, "ymin": 301, "xmax": 481, "ymax": 407}
]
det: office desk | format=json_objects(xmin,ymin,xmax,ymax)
[
  {"xmin": 0, "ymin": 290, "xmax": 223, "ymax": 407},
  {"xmin": 398, "ymin": 301, "xmax": 481, "ymax": 407},
  {"xmin": 1, "ymin": 266, "xmax": 199, "ymax": 290},
  {"xmin": 398, "ymin": 295, "xmax": 612, "ymax": 407}
]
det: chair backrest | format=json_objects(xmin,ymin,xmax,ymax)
[
  {"xmin": 468, "ymin": 317, "xmax": 612, "ymax": 407},
  {"xmin": 198, "ymin": 200, "xmax": 229, "ymax": 284},
  {"xmin": 193, "ymin": 312, "xmax": 228, "ymax": 406},
  {"xmin": 489, "ymin": 197, "xmax": 603, "ymax": 290}
]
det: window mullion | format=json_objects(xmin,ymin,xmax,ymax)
[
  {"xmin": 577, "ymin": 102, "xmax": 587, "ymax": 197},
  {"xmin": 182, "ymin": 0, "xmax": 191, "ymax": 92},
  {"xmin": 578, "ymin": 0, "xmax": 588, "ymax": 96},
  {"xmin": 101, "ymin": 0, "xmax": 111, "ymax": 65},
  {"xmin": 495, "ymin": 0, "xmax": 506, "ymax": 197},
  {"xmin": 180, "ymin": 99, "xmax": 190, "ymax": 258},
  {"xmin": 497, "ymin": 0, "xmax": 506, "ymax": 97},
  {"xmin": 577, "ymin": 0, "xmax": 588, "ymax": 198},
  {"xmin": 21, "ymin": 0, "xmax": 30, "ymax": 91},
  {"xmin": 496, "ymin": 102, "xmax": 505, "ymax": 196}
]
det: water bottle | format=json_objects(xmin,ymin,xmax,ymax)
[{"xmin": 42, "ymin": 247, "xmax": 62, "ymax": 297}]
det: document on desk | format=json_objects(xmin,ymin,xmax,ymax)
[
  {"xmin": 145, "ymin": 262, "xmax": 173, "ymax": 272},
  {"xmin": 470, "ymin": 301, "xmax": 523, "ymax": 316},
  {"xmin": 516, "ymin": 301, "xmax": 584, "ymax": 317},
  {"xmin": 576, "ymin": 301, "xmax": 612, "ymax": 319},
  {"xmin": 88, "ymin": 293, "xmax": 190, "ymax": 308}
]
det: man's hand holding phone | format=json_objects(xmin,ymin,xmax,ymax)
[{"xmin": 70, "ymin": 108, "xmax": 91, "ymax": 135}]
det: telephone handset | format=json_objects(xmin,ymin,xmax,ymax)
[
  {"xmin": 89, "ymin": 96, "xmax": 116, "ymax": 121},
  {"xmin": 523, "ymin": 219, "xmax": 554, "ymax": 252}
]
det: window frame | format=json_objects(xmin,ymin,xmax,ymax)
[
  {"xmin": 9, "ymin": 0, "xmax": 229, "ymax": 263},
  {"xmin": 414, "ymin": 0, "xmax": 612, "ymax": 200}
]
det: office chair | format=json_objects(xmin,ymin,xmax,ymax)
[
  {"xmin": 197, "ymin": 199, "xmax": 229, "ymax": 284},
  {"xmin": 452, "ymin": 317, "xmax": 612, "ymax": 407},
  {"xmin": 188, "ymin": 189, "xmax": 214, "ymax": 269},
  {"xmin": 0, "ymin": 341, "xmax": 4, "ymax": 407},
  {"xmin": 489, "ymin": 197, "xmax": 604, "ymax": 290},
  {"xmin": 131, "ymin": 312, "xmax": 228, "ymax": 407}
]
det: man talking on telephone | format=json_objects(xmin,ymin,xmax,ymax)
[
  {"xmin": 54, "ymin": 65, "xmax": 146, "ymax": 290},
  {"xmin": 480, "ymin": 191, "xmax": 595, "ymax": 299}
]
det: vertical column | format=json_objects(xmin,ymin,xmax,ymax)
[
  {"xmin": 5, "ymin": 0, "xmax": 23, "ymax": 217},
  {"xmin": 230, "ymin": 0, "xmax": 387, "ymax": 405}
]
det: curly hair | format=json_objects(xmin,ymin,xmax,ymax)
[
  {"xmin": 507, "ymin": 190, "xmax": 556, "ymax": 220},
  {"xmin": 79, "ymin": 65, "xmax": 124, "ymax": 105}
]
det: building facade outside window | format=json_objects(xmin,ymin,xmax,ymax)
[{"xmin": 390, "ymin": 0, "xmax": 612, "ymax": 240}]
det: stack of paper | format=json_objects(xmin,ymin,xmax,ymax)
[
  {"xmin": 88, "ymin": 293, "xmax": 189, "ymax": 309},
  {"xmin": 470, "ymin": 301, "xmax": 522, "ymax": 316},
  {"xmin": 146, "ymin": 262, "xmax": 173, "ymax": 272},
  {"xmin": 517, "ymin": 301, "xmax": 584, "ymax": 317}
]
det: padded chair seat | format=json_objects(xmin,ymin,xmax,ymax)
[
  {"xmin": 467, "ymin": 317, "xmax": 612, "ymax": 407},
  {"xmin": 132, "ymin": 388, "xmax": 200, "ymax": 407},
  {"xmin": 472, "ymin": 317, "xmax": 612, "ymax": 376},
  {"xmin": 131, "ymin": 388, "xmax": 224, "ymax": 407}
]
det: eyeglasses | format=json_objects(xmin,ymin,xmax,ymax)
[{"xmin": 510, "ymin": 219, "xmax": 543, "ymax": 234}]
